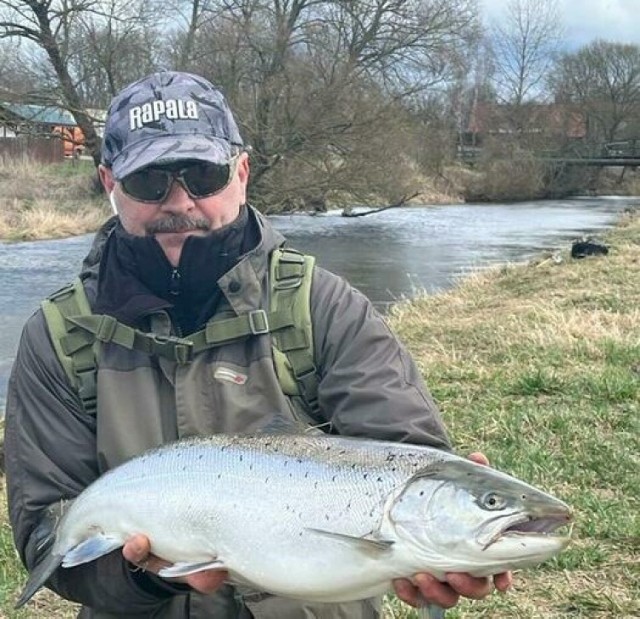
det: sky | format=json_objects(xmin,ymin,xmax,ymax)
[{"xmin": 482, "ymin": 0, "xmax": 640, "ymax": 49}]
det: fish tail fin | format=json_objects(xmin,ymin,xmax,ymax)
[{"xmin": 15, "ymin": 550, "xmax": 64, "ymax": 608}]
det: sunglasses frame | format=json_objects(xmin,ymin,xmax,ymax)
[{"xmin": 120, "ymin": 155, "xmax": 241, "ymax": 204}]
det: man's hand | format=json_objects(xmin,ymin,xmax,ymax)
[
  {"xmin": 392, "ymin": 452, "xmax": 513, "ymax": 609},
  {"xmin": 123, "ymin": 534, "xmax": 228, "ymax": 594}
]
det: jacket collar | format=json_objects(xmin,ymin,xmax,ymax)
[{"xmin": 81, "ymin": 206, "xmax": 285, "ymax": 325}]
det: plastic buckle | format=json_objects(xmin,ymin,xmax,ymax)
[
  {"xmin": 149, "ymin": 334, "xmax": 193, "ymax": 364},
  {"xmin": 248, "ymin": 309, "xmax": 270, "ymax": 335},
  {"xmin": 274, "ymin": 276, "xmax": 302, "ymax": 290},
  {"xmin": 95, "ymin": 315, "xmax": 118, "ymax": 342},
  {"xmin": 48, "ymin": 282, "xmax": 76, "ymax": 301}
]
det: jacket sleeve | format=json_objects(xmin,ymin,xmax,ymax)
[
  {"xmin": 310, "ymin": 267, "xmax": 452, "ymax": 450},
  {"xmin": 4, "ymin": 310, "xmax": 184, "ymax": 612}
]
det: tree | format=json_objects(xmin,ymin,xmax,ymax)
[
  {"xmin": 0, "ymin": 0, "xmax": 484, "ymax": 211},
  {"xmin": 550, "ymin": 40, "xmax": 640, "ymax": 143},
  {"xmin": 0, "ymin": 0, "xmax": 104, "ymax": 164},
  {"xmin": 70, "ymin": 0, "xmax": 161, "ymax": 108},
  {"xmin": 0, "ymin": 0, "xmax": 161, "ymax": 164},
  {"xmin": 489, "ymin": 0, "xmax": 562, "ymax": 132},
  {"xmin": 180, "ymin": 0, "xmax": 480, "ymax": 210}
]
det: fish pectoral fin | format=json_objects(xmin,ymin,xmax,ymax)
[
  {"xmin": 306, "ymin": 528, "xmax": 394, "ymax": 556},
  {"xmin": 62, "ymin": 534, "xmax": 124, "ymax": 567},
  {"xmin": 158, "ymin": 560, "xmax": 226, "ymax": 578}
]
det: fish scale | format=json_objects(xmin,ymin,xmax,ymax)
[{"xmin": 16, "ymin": 433, "xmax": 572, "ymax": 608}]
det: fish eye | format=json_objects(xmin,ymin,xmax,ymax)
[{"xmin": 479, "ymin": 492, "xmax": 507, "ymax": 511}]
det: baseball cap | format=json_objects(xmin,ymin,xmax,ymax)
[{"xmin": 101, "ymin": 71, "xmax": 244, "ymax": 180}]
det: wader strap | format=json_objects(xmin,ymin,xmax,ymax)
[
  {"xmin": 67, "ymin": 308, "xmax": 298, "ymax": 365},
  {"xmin": 41, "ymin": 278, "xmax": 98, "ymax": 415},
  {"xmin": 42, "ymin": 249, "xmax": 318, "ymax": 419},
  {"xmin": 269, "ymin": 248, "xmax": 319, "ymax": 417}
]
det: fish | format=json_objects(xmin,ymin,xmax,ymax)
[{"xmin": 16, "ymin": 433, "xmax": 572, "ymax": 608}]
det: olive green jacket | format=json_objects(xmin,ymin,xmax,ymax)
[{"xmin": 5, "ymin": 208, "xmax": 450, "ymax": 618}]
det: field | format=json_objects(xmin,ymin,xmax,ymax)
[{"xmin": 1, "ymin": 212, "xmax": 638, "ymax": 618}]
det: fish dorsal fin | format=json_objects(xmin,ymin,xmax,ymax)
[{"xmin": 306, "ymin": 528, "xmax": 394, "ymax": 557}]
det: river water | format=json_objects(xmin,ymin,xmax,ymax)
[{"xmin": 0, "ymin": 196, "xmax": 634, "ymax": 410}]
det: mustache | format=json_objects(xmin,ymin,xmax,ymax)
[{"xmin": 145, "ymin": 215, "xmax": 211, "ymax": 234}]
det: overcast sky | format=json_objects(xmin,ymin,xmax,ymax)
[{"xmin": 482, "ymin": 0, "xmax": 640, "ymax": 49}]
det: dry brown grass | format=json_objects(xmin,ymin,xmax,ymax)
[{"xmin": 0, "ymin": 158, "xmax": 109, "ymax": 241}]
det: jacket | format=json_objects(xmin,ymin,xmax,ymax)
[{"xmin": 5, "ymin": 207, "xmax": 451, "ymax": 618}]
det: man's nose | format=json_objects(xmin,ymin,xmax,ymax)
[{"xmin": 159, "ymin": 179, "xmax": 196, "ymax": 213}]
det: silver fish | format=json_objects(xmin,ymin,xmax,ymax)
[{"xmin": 16, "ymin": 434, "xmax": 572, "ymax": 607}]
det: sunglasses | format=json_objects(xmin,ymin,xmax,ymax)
[{"xmin": 120, "ymin": 157, "xmax": 240, "ymax": 203}]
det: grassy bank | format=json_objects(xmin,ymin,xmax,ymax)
[
  {"xmin": 387, "ymin": 212, "xmax": 639, "ymax": 617},
  {"xmin": 0, "ymin": 158, "xmax": 109, "ymax": 241},
  {"xmin": 0, "ymin": 217, "xmax": 638, "ymax": 616}
]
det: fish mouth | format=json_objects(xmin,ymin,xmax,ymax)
[
  {"xmin": 481, "ymin": 511, "xmax": 573, "ymax": 550},
  {"xmin": 503, "ymin": 513, "xmax": 573, "ymax": 537}
]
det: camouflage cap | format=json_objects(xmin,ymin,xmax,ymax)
[{"xmin": 101, "ymin": 71, "xmax": 244, "ymax": 180}]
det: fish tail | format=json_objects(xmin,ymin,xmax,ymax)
[{"xmin": 15, "ymin": 550, "xmax": 64, "ymax": 608}]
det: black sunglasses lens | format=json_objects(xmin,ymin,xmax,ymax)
[
  {"xmin": 121, "ymin": 161, "xmax": 234, "ymax": 202},
  {"xmin": 121, "ymin": 169, "xmax": 171, "ymax": 202},
  {"xmin": 182, "ymin": 162, "xmax": 231, "ymax": 197}
]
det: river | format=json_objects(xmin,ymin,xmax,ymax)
[{"xmin": 0, "ymin": 196, "xmax": 634, "ymax": 410}]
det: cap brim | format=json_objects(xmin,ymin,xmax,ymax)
[{"xmin": 111, "ymin": 134, "xmax": 236, "ymax": 180}]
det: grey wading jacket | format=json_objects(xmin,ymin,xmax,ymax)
[{"xmin": 5, "ymin": 207, "xmax": 451, "ymax": 619}]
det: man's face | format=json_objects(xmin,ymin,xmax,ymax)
[{"xmin": 99, "ymin": 153, "xmax": 250, "ymax": 267}]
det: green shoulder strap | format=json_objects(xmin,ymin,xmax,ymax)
[
  {"xmin": 41, "ymin": 278, "xmax": 98, "ymax": 415},
  {"xmin": 40, "ymin": 248, "xmax": 319, "ymax": 418},
  {"xmin": 269, "ymin": 247, "xmax": 319, "ymax": 417}
]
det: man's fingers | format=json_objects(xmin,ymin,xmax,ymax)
[
  {"xmin": 123, "ymin": 535, "xmax": 168, "ymax": 573},
  {"xmin": 494, "ymin": 571, "xmax": 513, "ymax": 592},
  {"xmin": 123, "ymin": 534, "xmax": 152, "ymax": 564},
  {"xmin": 445, "ymin": 573, "xmax": 493, "ymax": 600},
  {"xmin": 392, "ymin": 575, "xmax": 460, "ymax": 609},
  {"xmin": 186, "ymin": 570, "xmax": 229, "ymax": 594},
  {"xmin": 467, "ymin": 451, "xmax": 489, "ymax": 466}
]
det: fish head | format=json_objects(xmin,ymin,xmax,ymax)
[{"xmin": 388, "ymin": 458, "xmax": 573, "ymax": 576}]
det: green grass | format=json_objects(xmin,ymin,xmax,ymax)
[
  {"xmin": 47, "ymin": 159, "xmax": 97, "ymax": 179},
  {"xmin": 1, "ymin": 214, "xmax": 638, "ymax": 617},
  {"xmin": 387, "ymin": 212, "xmax": 640, "ymax": 617}
]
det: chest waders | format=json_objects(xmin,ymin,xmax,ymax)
[{"xmin": 40, "ymin": 247, "xmax": 320, "ymax": 420}]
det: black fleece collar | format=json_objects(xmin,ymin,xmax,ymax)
[{"xmin": 94, "ymin": 206, "xmax": 259, "ymax": 334}]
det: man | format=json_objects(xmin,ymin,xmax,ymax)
[{"xmin": 5, "ymin": 71, "xmax": 510, "ymax": 618}]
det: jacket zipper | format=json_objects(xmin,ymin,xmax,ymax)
[
  {"xmin": 169, "ymin": 268, "xmax": 181, "ymax": 297},
  {"xmin": 169, "ymin": 268, "xmax": 183, "ymax": 337}
]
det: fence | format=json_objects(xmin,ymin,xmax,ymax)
[{"xmin": 0, "ymin": 136, "xmax": 64, "ymax": 164}]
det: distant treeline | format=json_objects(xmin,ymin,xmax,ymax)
[{"xmin": 0, "ymin": 0, "xmax": 638, "ymax": 211}]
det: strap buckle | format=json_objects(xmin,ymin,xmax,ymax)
[
  {"xmin": 148, "ymin": 333, "xmax": 194, "ymax": 364},
  {"xmin": 248, "ymin": 309, "xmax": 270, "ymax": 335},
  {"xmin": 94, "ymin": 315, "xmax": 118, "ymax": 342}
]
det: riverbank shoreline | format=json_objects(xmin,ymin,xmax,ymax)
[
  {"xmin": 1, "ymin": 158, "xmax": 638, "ymax": 242},
  {"xmin": 1, "ymin": 212, "xmax": 637, "ymax": 617}
]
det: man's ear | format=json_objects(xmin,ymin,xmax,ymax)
[
  {"xmin": 98, "ymin": 164, "xmax": 116, "ymax": 194},
  {"xmin": 236, "ymin": 152, "xmax": 250, "ymax": 204},
  {"xmin": 237, "ymin": 152, "xmax": 250, "ymax": 184}
]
